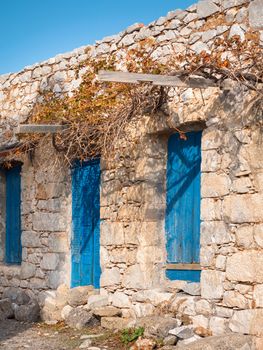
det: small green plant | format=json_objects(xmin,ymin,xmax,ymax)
[{"xmin": 121, "ymin": 327, "xmax": 144, "ymax": 345}]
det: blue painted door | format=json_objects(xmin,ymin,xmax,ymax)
[
  {"xmin": 165, "ymin": 132, "xmax": 201, "ymax": 282},
  {"xmin": 71, "ymin": 159, "xmax": 101, "ymax": 288},
  {"xmin": 5, "ymin": 164, "xmax": 22, "ymax": 264}
]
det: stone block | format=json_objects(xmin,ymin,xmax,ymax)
[
  {"xmin": 223, "ymin": 291, "xmax": 247, "ymax": 308},
  {"xmin": 197, "ymin": 0, "xmax": 220, "ymax": 18},
  {"xmin": 136, "ymin": 316, "xmax": 179, "ymax": 338},
  {"xmin": 61, "ymin": 305, "xmax": 72, "ymax": 320},
  {"xmin": 182, "ymin": 283, "xmax": 201, "ymax": 296},
  {"xmin": 195, "ymin": 299, "xmax": 212, "ymax": 316},
  {"xmin": 87, "ymin": 294, "xmax": 109, "ymax": 309},
  {"xmin": 201, "ymin": 198, "xmax": 221, "ymax": 221},
  {"xmin": 20, "ymin": 262, "xmax": 36, "ymax": 279},
  {"xmin": 201, "ymin": 270, "xmax": 225, "ymax": 299},
  {"xmin": 15, "ymin": 300, "xmax": 40, "ymax": 322},
  {"xmin": 67, "ymin": 286, "xmax": 95, "ymax": 307},
  {"xmin": 0, "ymin": 298, "xmax": 14, "ymax": 319},
  {"xmin": 48, "ymin": 232, "xmax": 68, "ymax": 253},
  {"xmin": 226, "ymin": 251, "xmax": 263, "ymax": 283},
  {"xmin": 254, "ymin": 224, "xmax": 263, "ymax": 248},
  {"xmin": 201, "ymin": 221, "xmax": 231, "ymax": 245},
  {"xmin": 65, "ymin": 307, "xmax": 99, "ymax": 329},
  {"xmin": 201, "ymin": 173, "xmax": 230, "ymax": 198},
  {"xmin": 253, "ymin": 284, "xmax": 263, "ymax": 307},
  {"xmin": 111, "ymin": 291, "xmax": 131, "ymax": 308},
  {"xmin": 169, "ymin": 325, "xmax": 194, "ymax": 339},
  {"xmin": 100, "ymin": 221, "xmax": 124, "ymax": 246},
  {"xmin": 101, "ymin": 316, "xmax": 135, "ymax": 330},
  {"xmin": 223, "ymin": 194, "xmax": 263, "ymax": 223},
  {"xmin": 235, "ymin": 225, "xmax": 254, "ymax": 248},
  {"xmin": 229, "ymin": 309, "xmax": 263, "ymax": 336},
  {"xmin": 132, "ymin": 303, "xmax": 155, "ymax": 318},
  {"xmin": 32, "ymin": 212, "xmax": 67, "ymax": 231},
  {"xmin": 21, "ymin": 231, "xmax": 41, "ymax": 248},
  {"xmin": 201, "ymin": 150, "xmax": 221, "ymax": 172},
  {"xmin": 100, "ymin": 267, "xmax": 121, "ymax": 287},
  {"xmin": 249, "ymin": 0, "xmax": 263, "ymax": 30},
  {"xmin": 132, "ymin": 289, "xmax": 173, "ymax": 306},
  {"xmin": 92, "ymin": 306, "xmax": 121, "ymax": 317},
  {"xmin": 209, "ymin": 317, "xmax": 228, "ymax": 336},
  {"xmin": 40, "ymin": 253, "xmax": 59, "ymax": 270}
]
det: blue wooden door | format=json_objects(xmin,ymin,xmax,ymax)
[
  {"xmin": 71, "ymin": 159, "xmax": 101, "ymax": 288},
  {"xmin": 5, "ymin": 164, "xmax": 22, "ymax": 264},
  {"xmin": 165, "ymin": 132, "xmax": 201, "ymax": 282}
]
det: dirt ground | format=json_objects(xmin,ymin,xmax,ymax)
[{"xmin": 0, "ymin": 320, "xmax": 127, "ymax": 350}]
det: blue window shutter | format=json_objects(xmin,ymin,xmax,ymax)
[
  {"xmin": 165, "ymin": 132, "xmax": 201, "ymax": 281},
  {"xmin": 5, "ymin": 164, "xmax": 22, "ymax": 264},
  {"xmin": 71, "ymin": 159, "xmax": 101, "ymax": 288}
]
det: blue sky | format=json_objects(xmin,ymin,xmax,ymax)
[{"xmin": 0, "ymin": 0, "xmax": 195, "ymax": 75}]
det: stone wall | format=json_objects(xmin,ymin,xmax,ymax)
[{"xmin": 0, "ymin": 0, "xmax": 262, "ymax": 339}]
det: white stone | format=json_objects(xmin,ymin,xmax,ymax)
[
  {"xmin": 191, "ymin": 41, "xmax": 210, "ymax": 54},
  {"xmin": 229, "ymin": 24, "xmax": 245, "ymax": 41},
  {"xmin": 197, "ymin": 0, "xmax": 220, "ymax": 18},
  {"xmin": 195, "ymin": 299, "xmax": 212, "ymax": 316},
  {"xmin": 32, "ymin": 212, "xmax": 67, "ymax": 231},
  {"xmin": 226, "ymin": 251, "xmax": 263, "ymax": 283},
  {"xmin": 209, "ymin": 317, "xmax": 228, "ymax": 335},
  {"xmin": 235, "ymin": 225, "xmax": 254, "ymax": 248},
  {"xmin": 87, "ymin": 295, "xmax": 109, "ymax": 309},
  {"xmin": 61, "ymin": 305, "xmax": 73, "ymax": 320},
  {"xmin": 100, "ymin": 268, "xmax": 120, "ymax": 287},
  {"xmin": 223, "ymin": 291, "xmax": 247, "ymax": 308},
  {"xmin": 201, "ymin": 270, "xmax": 225, "ymax": 299},
  {"xmin": 20, "ymin": 262, "xmax": 36, "ymax": 279},
  {"xmin": 254, "ymin": 224, "xmax": 263, "ymax": 248},
  {"xmin": 253, "ymin": 284, "xmax": 263, "ymax": 307},
  {"xmin": 111, "ymin": 291, "xmax": 131, "ymax": 308},
  {"xmin": 201, "ymin": 173, "xmax": 230, "ymax": 198},
  {"xmin": 249, "ymin": 0, "xmax": 263, "ymax": 30},
  {"xmin": 201, "ymin": 221, "xmax": 231, "ymax": 245},
  {"xmin": 201, "ymin": 198, "xmax": 221, "ymax": 221},
  {"xmin": 40, "ymin": 253, "xmax": 59, "ymax": 270},
  {"xmin": 192, "ymin": 314, "xmax": 209, "ymax": 329},
  {"xmin": 229, "ymin": 309, "xmax": 263, "ymax": 336},
  {"xmin": 132, "ymin": 303, "xmax": 155, "ymax": 318}
]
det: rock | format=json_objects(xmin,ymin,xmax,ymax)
[
  {"xmin": 92, "ymin": 306, "xmax": 121, "ymax": 317},
  {"xmin": 169, "ymin": 326, "xmax": 194, "ymax": 339},
  {"xmin": 182, "ymin": 283, "xmax": 201, "ymax": 296},
  {"xmin": 79, "ymin": 339, "xmax": 92, "ymax": 349},
  {"xmin": 229, "ymin": 309, "xmax": 263, "ymax": 336},
  {"xmin": 201, "ymin": 270, "xmax": 225, "ymax": 299},
  {"xmin": 254, "ymin": 284, "xmax": 263, "ymax": 307},
  {"xmin": 0, "ymin": 299, "xmax": 14, "ymax": 319},
  {"xmin": 132, "ymin": 290, "xmax": 173, "ymax": 306},
  {"xmin": 61, "ymin": 305, "xmax": 73, "ymax": 320},
  {"xmin": 194, "ymin": 326, "xmax": 212, "ymax": 337},
  {"xmin": 2, "ymin": 288, "xmax": 30, "ymax": 305},
  {"xmin": 209, "ymin": 317, "xmax": 228, "ymax": 336},
  {"xmin": 67, "ymin": 286, "xmax": 95, "ymax": 307},
  {"xmin": 163, "ymin": 335, "xmax": 177, "ymax": 346},
  {"xmin": 191, "ymin": 41, "xmax": 210, "ymax": 54},
  {"xmin": 100, "ymin": 268, "xmax": 121, "ymax": 287},
  {"xmin": 197, "ymin": 0, "xmax": 220, "ymax": 18},
  {"xmin": 249, "ymin": 0, "xmax": 263, "ymax": 30},
  {"xmin": 87, "ymin": 294, "xmax": 109, "ymax": 309},
  {"xmin": 195, "ymin": 299, "xmax": 212, "ymax": 316},
  {"xmin": 130, "ymin": 337, "xmax": 156, "ymax": 350},
  {"xmin": 14, "ymin": 300, "xmax": 40, "ymax": 322},
  {"xmin": 132, "ymin": 303, "xmax": 155, "ymax": 318},
  {"xmin": 177, "ymin": 334, "xmax": 253, "ymax": 349},
  {"xmin": 20, "ymin": 262, "xmax": 36, "ymax": 279},
  {"xmin": 229, "ymin": 24, "xmax": 245, "ymax": 41},
  {"xmin": 226, "ymin": 251, "xmax": 263, "ymax": 283},
  {"xmin": 40, "ymin": 253, "xmax": 59, "ymax": 270},
  {"xmin": 111, "ymin": 291, "xmax": 131, "ymax": 308},
  {"xmin": 80, "ymin": 334, "xmax": 104, "ymax": 339},
  {"xmin": 101, "ymin": 316, "xmax": 135, "ymax": 330},
  {"xmin": 136, "ymin": 316, "xmax": 180, "ymax": 338},
  {"xmin": 201, "ymin": 173, "xmax": 230, "ymax": 198},
  {"xmin": 223, "ymin": 291, "xmax": 247, "ymax": 308},
  {"xmin": 65, "ymin": 307, "xmax": 99, "ymax": 329}
]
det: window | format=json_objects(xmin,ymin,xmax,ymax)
[
  {"xmin": 0, "ymin": 164, "xmax": 22, "ymax": 264},
  {"xmin": 165, "ymin": 132, "xmax": 201, "ymax": 282}
]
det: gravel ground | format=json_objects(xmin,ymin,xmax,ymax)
[{"xmin": 0, "ymin": 320, "xmax": 126, "ymax": 350}]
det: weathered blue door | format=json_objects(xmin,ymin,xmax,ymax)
[
  {"xmin": 5, "ymin": 164, "xmax": 22, "ymax": 264},
  {"xmin": 71, "ymin": 159, "xmax": 101, "ymax": 288},
  {"xmin": 165, "ymin": 132, "xmax": 201, "ymax": 282}
]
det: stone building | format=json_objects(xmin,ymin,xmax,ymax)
[{"xmin": 0, "ymin": 0, "xmax": 263, "ymax": 345}]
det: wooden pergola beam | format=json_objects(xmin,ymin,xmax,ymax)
[
  {"xmin": 15, "ymin": 124, "xmax": 68, "ymax": 134},
  {"xmin": 98, "ymin": 70, "xmax": 217, "ymax": 88}
]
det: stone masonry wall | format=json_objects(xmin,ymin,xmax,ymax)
[{"xmin": 0, "ymin": 0, "xmax": 262, "ymax": 339}]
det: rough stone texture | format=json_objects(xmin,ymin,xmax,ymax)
[
  {"xmin": 65, "ymin": 308, "xmax": 99, "ymax": 329},
  {"xmin": 175, "ymin": 334, "xmax": 253, "ymax": 350},
  {"xmin": 229, "ymin": 309, "xmax": 263, "ymax": 336},
  {"xmin": 226, "ymin": 251, "xmax": 263, "ymax": 283},
  {"xmin": 67, "ymin": 286, "xmax": 95, "ymax": 307},
  {"xmin": 136, "ymin": 316, "xmax": 180, "ymax": 338},
  {"xmin": 14, "ymin": 300, "xmax": 40, "ymax": 322},
  {"xmin": 249, "ymin": 0, "xmax": 263, "ymax": 30},
  {"xmin": 0, "ymin": 0, "xmax": 262, "ymax": 339}
]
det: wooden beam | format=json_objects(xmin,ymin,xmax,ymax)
[
  {"xmin": 166, "ymin": 263, "xmax": 201, "ymax": 271},
  {"xmin": 98, "ymin": 70, "xmax": 217, "ymax": 88},
  {"xmin": 15, "ymin": 124, "xmax": 68, "ymax": 134}
]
